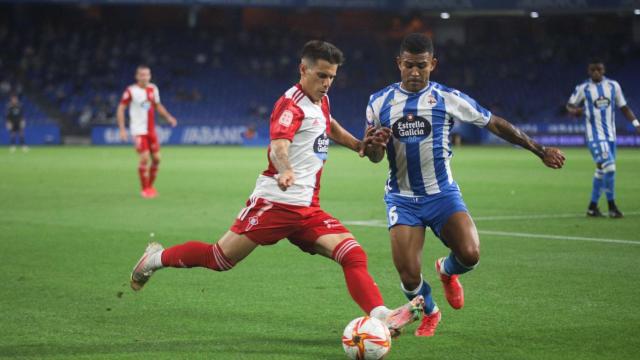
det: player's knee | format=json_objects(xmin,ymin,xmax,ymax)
[
  {"xmin": 594, "ymin": 169, "xmax": 604, "ymax": 179},
  {"xmin": 139, "ymin": 154, "xmax": 150, "ymax": 165},
  {"xmin": 457, "ymin": 244, "xmax": 480, "ymax": 268},
  {"xmin": 151, "ymin": 153, "xmax": 161, "ymax": 165},
  {"xmin": 333, "ymin": 239, "xmax": 367, "ymax": 268},
  {"xmin": 602, "ymin": 162, "xmax": 616, "ymax": 173}
]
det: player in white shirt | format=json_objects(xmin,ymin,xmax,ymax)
[
  {"xmin": 117, "ymin": 65, "xmax": 177, "ymax": 198},
  {"xmin": 129, "ymin": 41, "xmax": 423, "ymax": 335},
  {"xmin": 566, "ymin": 58, "xmax": 639, "ymax": 218},
  {"xmin": 361, "ymin": 33, "xmax": 565, "ymax": 337}
]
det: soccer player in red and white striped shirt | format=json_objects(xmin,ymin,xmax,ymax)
[
  {"xmin": 117, "ymin": 65, "xmax": 177, "ymax": 198},
  {"xmin": 129, "ymin": 41, "xmax": 423, "ymax": 335}
]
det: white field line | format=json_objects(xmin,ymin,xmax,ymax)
[
  {"xmin": 474, "ymin": 211, "xmax": 640, "ymax": 221},
  {"xmin": 478, "ymin": 230, "xmax": 640, "ymax": 246}
]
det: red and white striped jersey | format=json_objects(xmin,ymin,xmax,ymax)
[
  {"xmin": 250, "ymin": 84, "xmax": 331, "ymax": 207},
  {"xmin": 120, "ymin": 84, "xmax": 161, "ymax": 136}
]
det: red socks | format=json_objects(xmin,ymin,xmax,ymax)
[
  {"xmin": 333, "ymin": 238, "xmax": 384, "ymax": 314},
  {"xmin": 138, "ymin": 160, "xmax": 149, "ymax": 190},
  {"xmin": 161, "ymin": 241, "xmax": 235, "ymax": 271},
  {"xmin": 149, "ymin": 160, "xmax": 159, "ymax": 187}
]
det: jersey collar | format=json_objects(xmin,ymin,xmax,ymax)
[{"xmin": 395, "ymin": 81, "xmax": 433, "ymax": 96}]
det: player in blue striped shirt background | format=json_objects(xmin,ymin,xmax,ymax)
[
  {"xmin": 566, "ymin": 58, "xmax": 639, "ymax": 218},
  {"xmin": 360, "ymin": 33, "xmax": 565, "ymax": 337}
]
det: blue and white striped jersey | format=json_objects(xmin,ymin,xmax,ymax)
[
  {"xmin": 367, "ymin": 82, "xmax": 491, "ymax": 196},
  {"xmin": 567, "ymin": 77, "xmax": 627, "ymax": 142}
]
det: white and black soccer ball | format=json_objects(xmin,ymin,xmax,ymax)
[{"xmin": 342, "ymin": 316, "xmax": 391, "ymax": 360}]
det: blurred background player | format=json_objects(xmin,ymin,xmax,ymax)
[
  {"xmin": 362, "ymin": 33, "xmax": 565, "ymax": 337},
  {"xmin": 566, "ymin": 59, "xmax": 639, "ymax": 218},
  {"xmin": 5, "ymin": 95, "xmax": 27, "ymax": 153},
  {"xmin": 130, "ymin": 40, "xmax": 423, "ymax": 335},
  {"xmin": 117, "ymin": 65, "xmax": 178, "ymax": 198}
]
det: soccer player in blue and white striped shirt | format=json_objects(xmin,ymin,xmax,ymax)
[
  {"xmin": 360, "ymin": 33, "xmax": 565, "ymax": 337},
  {"xmin": 566, "ymin": 59, "xmax": 639, "ymax": 218}
]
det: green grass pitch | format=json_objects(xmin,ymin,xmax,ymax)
[{"xmin": 0, "ymin": 146, "xmax": 638, "ymax": 359}]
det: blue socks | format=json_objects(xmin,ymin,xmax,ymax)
[
  {"xmin": 401, "ymin": 276, "xmax": 437, "ymax": 315},
  {"xmin": 603, "ymin": 171, "xmax": 616, "ymax": 201},
  {"xmin": 443, "ymin": 252, "xmax": 476, "ymax": 275},
  {"xmin": 591, "ymin": 169, "xmax": 604, "ymax": 203}
]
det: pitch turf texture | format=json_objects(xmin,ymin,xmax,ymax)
[{"xmin": 1, "ymin": 146, "xmax": 638, "ymax": 360}]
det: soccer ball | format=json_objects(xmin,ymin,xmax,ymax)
[{"xmin": 342, "ymin": 316, "xmax": 391, "ymax": 360}]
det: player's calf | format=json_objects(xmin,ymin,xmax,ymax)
[
  {"xmin": 332, "ymin": 238, "xmax": 384, "ymax": 314},
  {"xmin": 161, "ymin": 241, "xmax": 235, "ymax": 271}
]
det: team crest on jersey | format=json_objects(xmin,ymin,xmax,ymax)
[
  {"xmin": 278, "ymin": 110, "xmax": 294, "ymax": 127},
  {"xmin": 313, "ymin": 132, "xmax": 329, "ymax": 160},
  {"xmin": 392, "ymin": 113, "xmax": 432, "ymax": 144},
  {"xmin": 426, "ymin": 95, "xmax": 437, "ymax": 106},
  {"xmin": 141, "ymin": 100, "xmax": 152, "ymax": 110},
  {"xmin": 594, "ymin": 96, "xmax": 611, "ymax": 109}
]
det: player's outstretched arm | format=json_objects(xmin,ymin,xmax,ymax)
[
  {"xmin": 155, "ymin": 104, "xmax": 177, "ymax": 127},
  {"xmin": 116, "ymin": 103, "xmax": 128, "ymax": 141},
  {"xmin": 485, "ymin": 115, "xmax": 565, "ymax": 169},
  {"xmin": 269, "ymin": 139, "xmax": 295, "ymax": 191},
  {"xmin": 329, "ymin": 117, "xmax": 361, "ymax": 152},
  {"xmin": 621, "ymin": 106, "xmax": 640, "ymax": 134}
]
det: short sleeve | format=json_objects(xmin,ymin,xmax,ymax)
[
  {"xmin": 154, "ymin": 85, "xmax": 161, "ymax": 104},
  {"xmin": 366, "ymin": 97, "xmax": 380, "ymax": 128},
  {"xmin": 567, "ymin": 85, "xmax": 585, "ymax": 107},
  {"xmin": 120, "ymin": 88, "xmax": 132, "ymax": 106},
  {"xmin": 445, "ymin": 90, "xmax": 491, "ymax": 127},
  {"xmin": 269, "ymin": 97, "xmax": 304, "ymax": 141},
  {"xmin": 613, "ymin": 81, "xmax": 627, "ymax": 108}
]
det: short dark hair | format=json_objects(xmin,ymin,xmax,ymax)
[
  {"xmin": 301, "ymin": 40, "xmax": 344, "ymax": 65},
  {"xmin": 400, "ymin": 33, "xmax": 434, "ymax": 55},
  {"xmin": 588, "ymin": 57, "xmax": 604, "ymax": 65},
  {"xmin": 136, "ymin": 64, "xmax": 150, "ymax": 71}
]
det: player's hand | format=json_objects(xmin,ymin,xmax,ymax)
[
  {"xmin": 359, "ymin": 126, "xmax": 392, "ymax": 157},
  {"xmin": 5, "ymin": 122, "xmax": 10, "ymax": 131},
  {"xmin": 119, "ymin": 129, "xmax": 128, "ymax": 142},
  {"xmin": 276, "ymin": 169, "xmax": 295, "ymax": 191},
  {"xmin": 541, "ymin": 147, "xmax": 565, "ymax": 169},
  {"xmin": 568, "ymin": 107, "xmax": 583, "ymax": 117},
  {"xmin": 168, "ymin": 116, "xmax": 178, "ymax": 127}
]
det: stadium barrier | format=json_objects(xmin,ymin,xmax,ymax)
[
  {"xmin": 91, "ymin": 125, "xmax": 269, "ymax": 146},
  {"xmin": 0, "ymin": 125, "xmax": 61, "ymax": 145}
]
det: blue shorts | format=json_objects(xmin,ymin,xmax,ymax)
[
  {"xmin": 384, "ymin": 183, "xmax": 469, "ymax": 245},
  {"xmin": 588, "ymin": 140, "xmax": 616, "ymax": 166}
]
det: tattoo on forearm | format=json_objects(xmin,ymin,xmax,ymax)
[
  {"xmin": 495, "ymin": 118, "xmax": 544, "ymax": 158},
  {"xmin": 271, "ymin": 146, "xmax": 293, "ymax": 172}
]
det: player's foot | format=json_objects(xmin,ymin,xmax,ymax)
[
  {"xmin": 414, "ymin": 309, "xmax": 441, "ymax": 337},
  {"xmin": 608, "ymin": 207, "xmax": 624, "ymax": 218},
  {"xmin": 586, "ymin": 207, "xmax": 604, "ymax": 217},
  {"xmin": 436, "ymin": 257, "xmax": 464, "ymax": 309},
  {"xmin": 147, "ymin": 187, "xmax": 158, "ymax": 197},
  {"xmin": 385, "ymin": 296, "xmax": 424, "ymax": 337},
  {"xmin": 140, "ymin": 188, "xmax": 156, "ymax": 199},
  {"xmin": 9, "ymin": 146, "xmax": 16, "ymax": 153},
  {"xmin": 130, "ymin": 242, "xmax": 164, "ymax": 291},
  {"xmin": 21, "ymin": 146, "xmax": 29, "ymax": 153}
]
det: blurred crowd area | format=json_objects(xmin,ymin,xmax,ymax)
[{"xmin": 1, "ymin": 4, "xmax": 639, "ymax": 133}]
